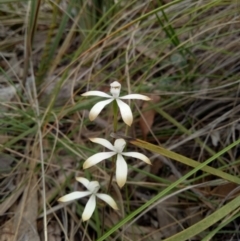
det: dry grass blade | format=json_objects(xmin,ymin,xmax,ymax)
[
  {"xmin": 1, "ymin": 0, "xmax": 240, "ymax": 240},
  {"xmin": 13, "ymin": 174, "xmax": 40, "ymax": 241}
]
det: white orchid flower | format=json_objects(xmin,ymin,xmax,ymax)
[
  {"xmin": 83, "ymin": 138, "xmax": 151, "ymax": 188},
  {"xmin": 58, "ymin": 177, "xmax": 118, "ymax": 221},
  {"xmin": 82, "ymin": 81, "xmax": 150, "ymax": 126}
]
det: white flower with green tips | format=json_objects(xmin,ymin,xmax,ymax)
[
  {"xmin": 58, "ymin": 177, "xmax": 118, "ymax": 221},
  {"xmin": 83, "ymin": 138, "xmax": 151, "ymax": 188},
  {"xmin": 82, "ymin": 81, "xmax": 150, "ymax": 126}
]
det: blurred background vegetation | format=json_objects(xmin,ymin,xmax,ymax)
[{"xmin": 1, "ymin": 0, "xmax": 240, "ymax": 240}]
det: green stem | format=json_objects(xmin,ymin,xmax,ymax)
[
  {"xmin": 109, "ymin": 100, "xmax": 119, "ymax": 193},
  {"xmin": 107, "ymin": 156, "xmax": 117, "ymax": 192},
  {"xmin": 113, "ymin": 100, "xmax": 118, "ymax": 132},
  {"xmin": 101, "ymin": 100, "xmax": 119, "ymax": 236}
]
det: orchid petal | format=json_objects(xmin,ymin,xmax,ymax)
[
  {"xmin": 96, "ymin": 193, "xmax": 118, "ymax": 210},
  {"xmin": 116, "ymin": 99, "xmax": 133, "ymax": 126},
  {"xmin": 58, "ymin": 191, "xmax": 91, "ymax": 202},
  {"xmin": 82, "ymin": 195, "xmax": 96, "ymax": 221},
  {"xmin": 114, "ymin": 139, "xmax": 126, "ymax": 152},
  {"xmin": 110, "ymin": 81, "xmax": 121, "ymax": 98},
  {"xmin": 75, "ymin": 177, "xmax": 90, "ymax": 188},
  {"xmin": 89, "ymin": 99, "xmax": 113, "ymax": 121},
  {"xmin": 120, "ymin": 94, "xmax": 151, "ymax": 100},
  {"xmin": 122, "ymin": 152, "xmax": 151, "ymax": 164},
  {"xmin": 87, "ymin": 181, "xmax": 100, "ymax": 193},
  {"xmin": 83, "ymin": 152, "xmax": 116, "ymax": 169},
  {"xmin": 116, "ymin": 154, "xmax": 128, "ymax": 188},
  {"xmin": 89, "ymin": 138, "xmax": 115, "ymax": 151},
  {"xmin": 82, "ymin": 91, "xmax": 111, "ymax": 98}
]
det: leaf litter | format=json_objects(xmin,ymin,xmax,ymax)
[{"xmin": 1, "ymin": 1, "xmax": 240, "ymax": 240}]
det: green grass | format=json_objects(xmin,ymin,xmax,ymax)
[{"xmin": 0, "ymin": 0, "xmax": 240, "ymax": 240}]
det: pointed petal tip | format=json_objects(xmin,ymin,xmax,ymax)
[
  {"xmin": 120, "ymin": 94, "xmax": 151, "ymax": 101},
  {"xmin": 116, "ymin": 174, "xmax": 126, "ymax": 188},
  {"xmin": 117, "ymin": 181, "xmax": 125, "ymax": 189},
  {"xmin": 122, "ymin": 152, "xmax": 151, "ymax": 165},
  {"xmin": 116, "ymin": 99, "xmax": 133, "ymax": 126},
  {"xmin": 76, "ymin": 177, "xmax": 86, "ymax": 181},
  {"xmin": 97, "ymin": 193, "xmax": 119, "ymax": 210},
  {"xmin": 82, "ymin": 207, "xmax": 93, "ymax": 221},
  {"xmin": 83, "ymin": 152, "xmax": 116, "ymax": 169},
  {"xmin": 82, "ymin": 216, "xmax": 89, "ymax": 222},
  {"xmin": 125, "ymin": 120, "xmax": 132, "ymax": 126},
  {"xmin": 112, "ymin": 205, "xmax": 119, "ymax": 210},
  {"xmin": 58, "ymin": 192, "xmax": 91, "ymax": 202},
  {"xmin": 88, "ymin": 99, "xmax": 113, "ymax": 121},
  {"xmin": 145, "ymin": 160, "xmax": 152, "ymax": 165},
  {"xmin": 58, "ymin": 197, "xmax": 66, "ymax": 202},
  {"xmin": 83, "ymin": 159, "xmax": 98, "ymax": 169},
  {"xmin": 83, "ymin": 162, "xmax": 90, "ymax": 169},
  {"xmin": 89, "ymin": 115, "xmax": 95, "ymax": 121},
  {"xmin": 112, "ymin": 203, "xmax": 119, "ymax": 210},
  {"xmin": 82, "ymin": 195, "xmax": 96, "ymax": 221},
  {"xmin": 116, "ymin": 154, "xmax": 128, "ymax": 188},
  {"xmin": 89, "ymin": 138, "xmax": 115, "ymax": 151},
  {"xmin": 81, "ymin": 91, "xmax": 111, "ymax": 98},
  {"xmin": 75, "ymin": 177, "xmax": 89, "ymax": 185},
  {"xmin": 139, "ymin": 95, "xmax": 151, "ymax": 101},
  {"xmin": 89, "ymin": 109, "xmax": 98, "ymax": 121},
  {"xmin": 58, "ymin": 195, "xmax": 73, "ymax": 202}
]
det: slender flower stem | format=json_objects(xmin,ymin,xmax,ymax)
[
  {"xmin": 107, "ymin": 156, "xmax": 117, "ymax": 192},
  {"xmin": 102, "ymin": 101, "xmax": 119, "ymax": 235},
  {"xmin": 101, "ymin": 155, "xmax": 117, "ymax": 235},
  {"xmin": 113, "ymin": 100, "xmax": 118, "ymax": 132},
  {"xmin": 109, "ymin": 101, "xmax": 119, "ymax": 193}
]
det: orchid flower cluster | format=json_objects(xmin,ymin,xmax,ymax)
[{"xmin": 58, "ymin": 81, "xmax": 151, "ymax": 221}]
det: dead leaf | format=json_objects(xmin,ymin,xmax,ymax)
[
  {"xmin": 105, "ymin": 211, "xmax": 163, "ymax": 241},
  {"xmin": 43, "ymin": 221, "xmax": 61, "ymax": 241},
  {"xmin": 0, "ymin": 153, "xmax": 14, "ymax": 173},
  {"xmin": 0, "ymin": 181, "xmax": 25, "ymax": 216},
  {"xmin": 150, "ymin": 158, "xmax": 163, "ymax": 176},
  {"xmin": 125, "ymin": 225, "xmax": 163, "ymax": 241},
  {"xmin": 211, "ymin": 183, "xmax": 239, "ymax": 198},
  {"xmin": 140, "ymin": 95, "xmax": 160, "ymax": 140},
  {"xmin": 157, "ymin": 195, "xmax": 181, "ymax": 238},
  {"xmin": 105, "ymin": 210, "xmax": 121, "ymax": 227},
  {"xmin": 0, "ymin": 135, "xmax": 10, "ymax": 144},
  {"xmin": 153, "ymin": 175, "xmax": 181, "ymax": 238},
  {"xmin": 13, "ymin": 174, "xmax": 40, "ymax": 241},
  {"xmin": 0, "ymin": 221, "xmax": 14, "ymax": 241},
  {"xmin": 185, "ymin": 206, "xmax": 206, "ymax": 239}
]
